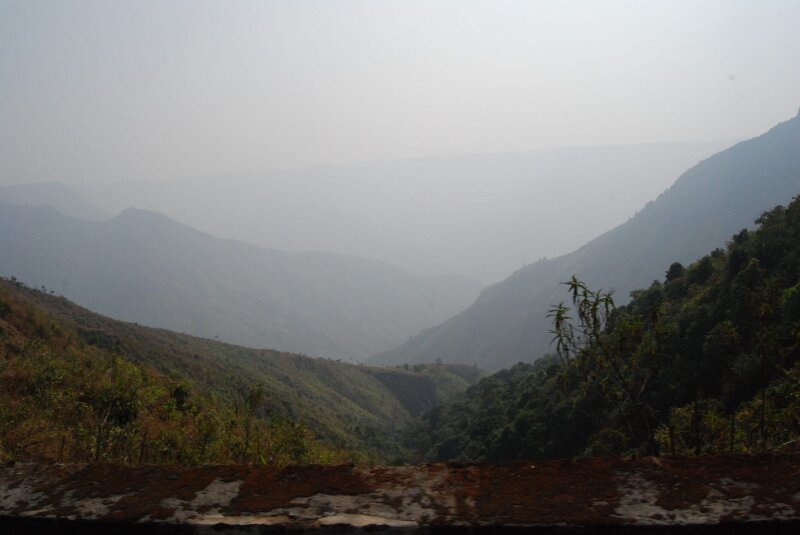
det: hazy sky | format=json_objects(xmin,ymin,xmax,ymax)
[{"xmin": 1, "ymin": 0, "xmax": 799, "ymax": 185}]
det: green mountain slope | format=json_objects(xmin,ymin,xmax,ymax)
[
  {"xmin": 0, "ymin": 279, "xmax": 481, "ymax": 461},
  {"xmin": 0, "ymin": 205, "xmax": 482, "ymax": 360},
  {"xmin": 0, "ymin": 280, "xmax": 349, "ymax": 465},
  {"xmin": 372, "ymin": 113, "xmax": 800, "ymax": 370},
  {"xmin": 415, "ymin": 196, "xmax": 800, "ymax": 461}
]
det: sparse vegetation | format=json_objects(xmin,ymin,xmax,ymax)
[{"xmin": 0, "ymin": 285, "xmax": 349, "ymax": 464}]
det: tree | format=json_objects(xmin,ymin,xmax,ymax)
[{"xmin": 549, "ymin": 276, "xmax": 662, "ymax": 455}]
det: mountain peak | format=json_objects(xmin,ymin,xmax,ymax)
[
  {"xmin": 114, "ymin": 206, "xmax": 170, "ymax": 218},
  {"xmin": 106, "ymin": 208, "xmax": 189, "ymax": 238},
  {"xmin": 370, "ymin": 113, "xmax": 800, "ymax": 370},
  {"xmin": 110, "ymin": 207, "xmax": 174, "ymax": 225}
]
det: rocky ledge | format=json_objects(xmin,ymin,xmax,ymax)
[{"xmin": 2, "ymin": 453, "xmax": 800, "ymax": 533}]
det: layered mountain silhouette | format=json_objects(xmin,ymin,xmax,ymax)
[
  {"xmin": 0, "ymin": 181, "xmax": 108, "ymax": 220},
  {"xmin": 370, "ymin": 114, "xmax": 800, "ymax": 370},
  {"xmin": 72, "ymin": 140, "xmax": 733, "ymax": 282},
  {"xmin": 0, "ymin": 204, "xmax": 481, "ymax": 359}
]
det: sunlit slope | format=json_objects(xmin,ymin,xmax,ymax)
[
  {"xmin": 0, "ymin": 280, "xmax": 351, "ymax": 465},
  {"xmin": 372, "ymin": 113, "xmax": 800, "ymax": 370},
  {"xmin": 0, "ymin": 279, "xmax": 482, "ymax": 458},
  {"xmin": 0, "ymin": 205, "xmax": 481, "ymax": 360}
]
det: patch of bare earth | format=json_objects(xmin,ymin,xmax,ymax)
[{"xmin": 2, "ymin": 453, "xmax": 800, "ymax": 530}]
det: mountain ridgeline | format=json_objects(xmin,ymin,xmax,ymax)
[
  {"xmin": 70, "ymin": 140, "xmax": 733, "ymax": 282},
  {"xmin": 0, "ymin": 278, "xmax": 483, "ymax": 462},
  {"xmin": 0, "ymin": 181, "xmax": 109, "ymax": 221},
  {"xmin": 413, "ymin": 195, "xmax": 800, "ymax": 461},
  {"xmin": 2, "ymin": 113, "xmax": 799, "ymax": 468},
  {"xmin": 372, "ymin": 114, "xmax": 800, "ymax": 371},
  {"xmin": 0, "ymin": 204, "xmax": 481, "ymax": 360}
]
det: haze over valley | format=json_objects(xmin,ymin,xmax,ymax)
[
  {"xmin": 69, "ymin": 140, "xmax": 733, "ymax": 283},
  {"xmin": 373, "ymin": 112, "xmax": 800, "ymax": 370},
  {"xmin": 0, "ymin": 201, "xmax": 482, "ymax": 359},
  {"xmin": 3, "ymin": 4, "xmax": 800, "ymax": 524}
]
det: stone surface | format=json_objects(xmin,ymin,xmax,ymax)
[{"xmin": 2, "ymin": 454, "xmax": 800, "ymax": 532}]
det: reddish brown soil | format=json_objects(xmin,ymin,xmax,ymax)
[
  {"xmin": 445, "ymin": 458, "xmax": 625, "ymax": 526},
  {"xmin": 229, "ymin": 463, "xmax": 374, "ymax": 513},
  {"xmin": 2, "ymin": 453, "xmax": 800, "ymax": 530}
]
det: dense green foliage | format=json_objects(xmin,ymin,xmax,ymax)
[
  {"xmin": 416, "ymin": 196, "xmax": 800, "ymax": 461},
  {"xmin": 0, "ymin": 279, "xmax": 480, "ymax": 463},
  {"xmin": 375, "ymin": 114, "xmax": 800, "ymax": 370}
]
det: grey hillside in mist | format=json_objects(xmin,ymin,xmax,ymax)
[
  {"xmin": 0, "ymin": 204, "xmax": 481, "ymax": 360},
  {"xmin": 370, "ymin": 113, "xmax": 800, "ymax": 371},
  {"xmin": 0, "ymin": 181, "xmax": 108, "ymax": 221},
  {"xmin": 72, "ymin": 140, "xmax": 732, "ymax": 283}
]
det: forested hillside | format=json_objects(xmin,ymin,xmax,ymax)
[
  {"xmin": 0, "ymin": 205, "xmax": 481, "ymax": 360},
  {"xmin": 414, "ymin": 196, "xmax": 800, "ymax": 461},
  {"xmin": 373, "ymin": 114, "xmax": 800, "ymax": 370},
  {"xmin": 0, "ymin": 280, "xmax": 482, "ymax": 462},
  {"xmin": 0, "ymin": 282, "xmax": 347, "ymax": 465}
]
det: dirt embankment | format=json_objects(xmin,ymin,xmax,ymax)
[{"xmin": 2, "ymin": 453, "xmax": 800, "ymax": 533}]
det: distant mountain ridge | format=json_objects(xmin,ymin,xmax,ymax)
[
  {"xmin": 0, "ymin": 204, "xmax": 482, "ymax": 360},
  {"xmin": 72, "ymin": 140, "xmax": 734, "ymax": 282},
  {"xmin": 370, "ymin": 114, "xmax": 800, "ymax": 370},
  {"xmin": 0, "ymin": 181, "xmax": 108, "ymax": 220}
]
